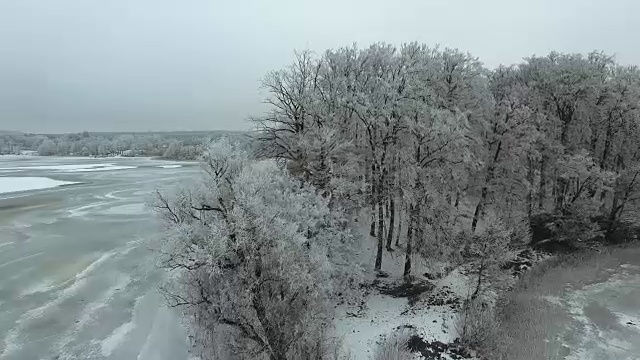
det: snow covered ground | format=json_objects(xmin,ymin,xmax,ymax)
[
  {"xmin": 0, "ymin": 177, "xmax": 78, "ymax": 195},
  {"xmin": 335, "ymin": 277, "xmax": 464, "ymax": 359},
  {"xmin": 335, "ymin": 222, "xmax": 471, "ymax": 359}
]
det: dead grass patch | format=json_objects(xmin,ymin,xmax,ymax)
[
  {"xmin": 489, "ymin": 244, "xmax": 640, "ymax": 359},
  {"xmin": 372, "ymin": 329, "xmax": 413, "ymax": 360}
]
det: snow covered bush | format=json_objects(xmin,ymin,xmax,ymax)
[
  {"xmin": 153, "ymin": 139, "xmax": 361, "ymax": 360},
  {"xmin": 456, "ymin": 217, "xmax": 531, "ymax": 358},
  {"xmin": 543, "ymin": 151, "xmax": 617, "ymax": 246},
  {"xmin": 372, "ymin": 329, "xmax": 413, "ymax": 360},
  {"xmin": 460, "ymin": 215, "xmax": 512, "ymax": 299},
  {"xmin": 456, "ymin": 298, "xmax": 505, "ymax": 359}
]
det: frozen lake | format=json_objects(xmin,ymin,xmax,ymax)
[
  {"xmin": 547, "ymin": 249, "xmax": 640, "ymax": 360},
  {"xmin": 0, "ymin": 156, "xmax": 199, "ymax": 360}
]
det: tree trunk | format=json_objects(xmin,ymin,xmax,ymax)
[
  {"xmin": 527, "ymin": 155, "xmax": 535, "ymax": 221},
  {"xmin": 473, "ymin": 141, "xmax": 501, "ymax": 233},
  {"xmin": 554, "ymin": 177, "xmax": 562, "ymax": 211},
  {"xmin": 607, "ymin": 170, "xmax": 638, "ymax": 238},
  {"xmin": 471, "ymin": 187, "xmax": 487, "ymax": 233},
  {"xmin": 538, "ymin": 156, "xmax": 547, "ymax": 210},
  {"xmin": 606, "ymin": 193, "xmax": 621, "ymax": 238},
  {"xmin": 252, "ymin": 264, "xmax": 287, "ymax": 360},
  {"xmin": 369, "ymin": 214, "xmax": 376, "ymax": 237},
  {"xmin": 403, "ymin": 206, "xmax": 413, "ymax": 277},
  {"xmin": 374, "ymin": 197, "xmax": 384, "ymax": 271},
  {"xmin": 395, "ymin": 211, "xmax": 402, "ymax": 247},
  {"xmin": 471, "ymin": 259, "xmax": 485, "ymax": 300},
  {"xmin": 416, "ymin": 212, "xmax": 425, "ymax": 249},
  {"xmin": 600, "ymin": 114, "xmax": 614, "ymax": 170},
  {"xmin": 374, "ymin": 173, "xmax": 385, "ymax": 272},
  {"xmin": 599, "ymin": 184, "xmax": 608, "ymax": 204},
  {"xmin": 590, "ymin": 128, "xmax": 599, "ymax": 154},
  {"xmin": 386, "ymin": 197, "xmax": 395, "ymax": 250},
  {"xmin": 269, "ymin": 349, "xmax": 286, "ymax": 360},
  {"xmin": 369, "ymin": 203, "xmax": 376, "ymax": 237},
  {"xmin": 555, "ymin": 174, "xmax": 568, "ymax": 212},
  {"xmin": 369, "ymin": 163, "xmax": 376, "ymax": 237},
  {"xmin": 560, "ymin": 108, "xmax": 573, "ymax": 147},
  {"xmin": 386, "ymin": 196, "xmax": 390, "ymax": 220}
]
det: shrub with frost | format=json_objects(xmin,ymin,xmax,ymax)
[{"xmin": 153, "ymin": 139, "xmax": 361, "ymax": 360}]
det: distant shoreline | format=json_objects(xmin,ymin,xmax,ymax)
[{"xmin": 0, "ymin": 154, "xmax": 199, "ymax": 163}]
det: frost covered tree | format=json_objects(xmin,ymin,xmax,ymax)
[
  {"xmin": 254, "ymin": 43, "xmax": 488, "ymax": 273},
  {"xmin": 520, "ymin": 52, "xmax": 615, "ymax": 211},
  {"xmin": 470, "ymin": 66, "xmax": 538, "ymax": 232},
  {"xmin": 549, "ymin": 151, "xmax": 616, "ymax": 244},
  {"xmin": 154, "ymin": 140, "xmax": 360, "ymax": 360},
  {"xmin": 253, "ymin": 51, "xmax": 319, "ymax": 174},
  {"xmin": 162, "ymin": 141, "xmax": 181, "ymax": 159},
  {"xmin": 346, "ymin": 43, "xmax": 415, "ymax": 271},
  {"xmin": 37, "ymin": 139, "xmax": 57, "ymax": 156},
  {"xmin": 400, "ymin": 106, "xmax": 470, "ymax": 276},
  {"xmin": 253, "ymin": 43, "xmax": 640, "ymax": 276}
]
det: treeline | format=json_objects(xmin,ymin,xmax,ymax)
[
  {"xmin": 255, "ymin": 44, "xmax": 640, "ymax": 274},
  {"xmin": 0, "ymin": 131, "xmax": 247, "ymax": 160}
]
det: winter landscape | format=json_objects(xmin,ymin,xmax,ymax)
[
  {"xmin": 2, "ymin": 142, "xmax": 640, "ymax": 360},
  {"xmin": 3, "ymin": 1, "xmax": 640, "ymax": 359}
]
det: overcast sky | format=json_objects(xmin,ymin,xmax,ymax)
[{"xmin": 1, "ymin": 0, "xmax": 639, "ymax": 133}]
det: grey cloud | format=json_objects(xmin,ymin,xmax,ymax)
[{"xmin": 0, "ymin": 0, "xmax": 638, "ymax": 133}]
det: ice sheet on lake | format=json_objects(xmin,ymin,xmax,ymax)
[
  {"xmin": 0, "ymin": 163, "xmax": 138, "ymax": 173},
  {"xmin": 0, "ymin": 177, "xmax": 78, "ymax": 194},
  {"xmin": 20, "ymin": 278, "xmax": 57, "ymax": 297},
  {"xmin": 157, "ymin": 165, "xmax": 182, "ymax": 169},
  {"xmin": 0, "ymin": 163, "xmax": 107, "ymax": 171},
  {"xmin": 64, "ymin": 165, "xmax": 138, "ymax": 172},
  {"xmin": 102, "ymin": 203, "xmax": 147, "ymax": 216},
  {"xmin": 101, "ymin": 321, "xmax": 136, "ymax": 357}
]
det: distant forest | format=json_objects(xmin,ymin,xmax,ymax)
[{"xmin": 0, "ymin": 130, "xmax": 248, "ymax": 160}]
